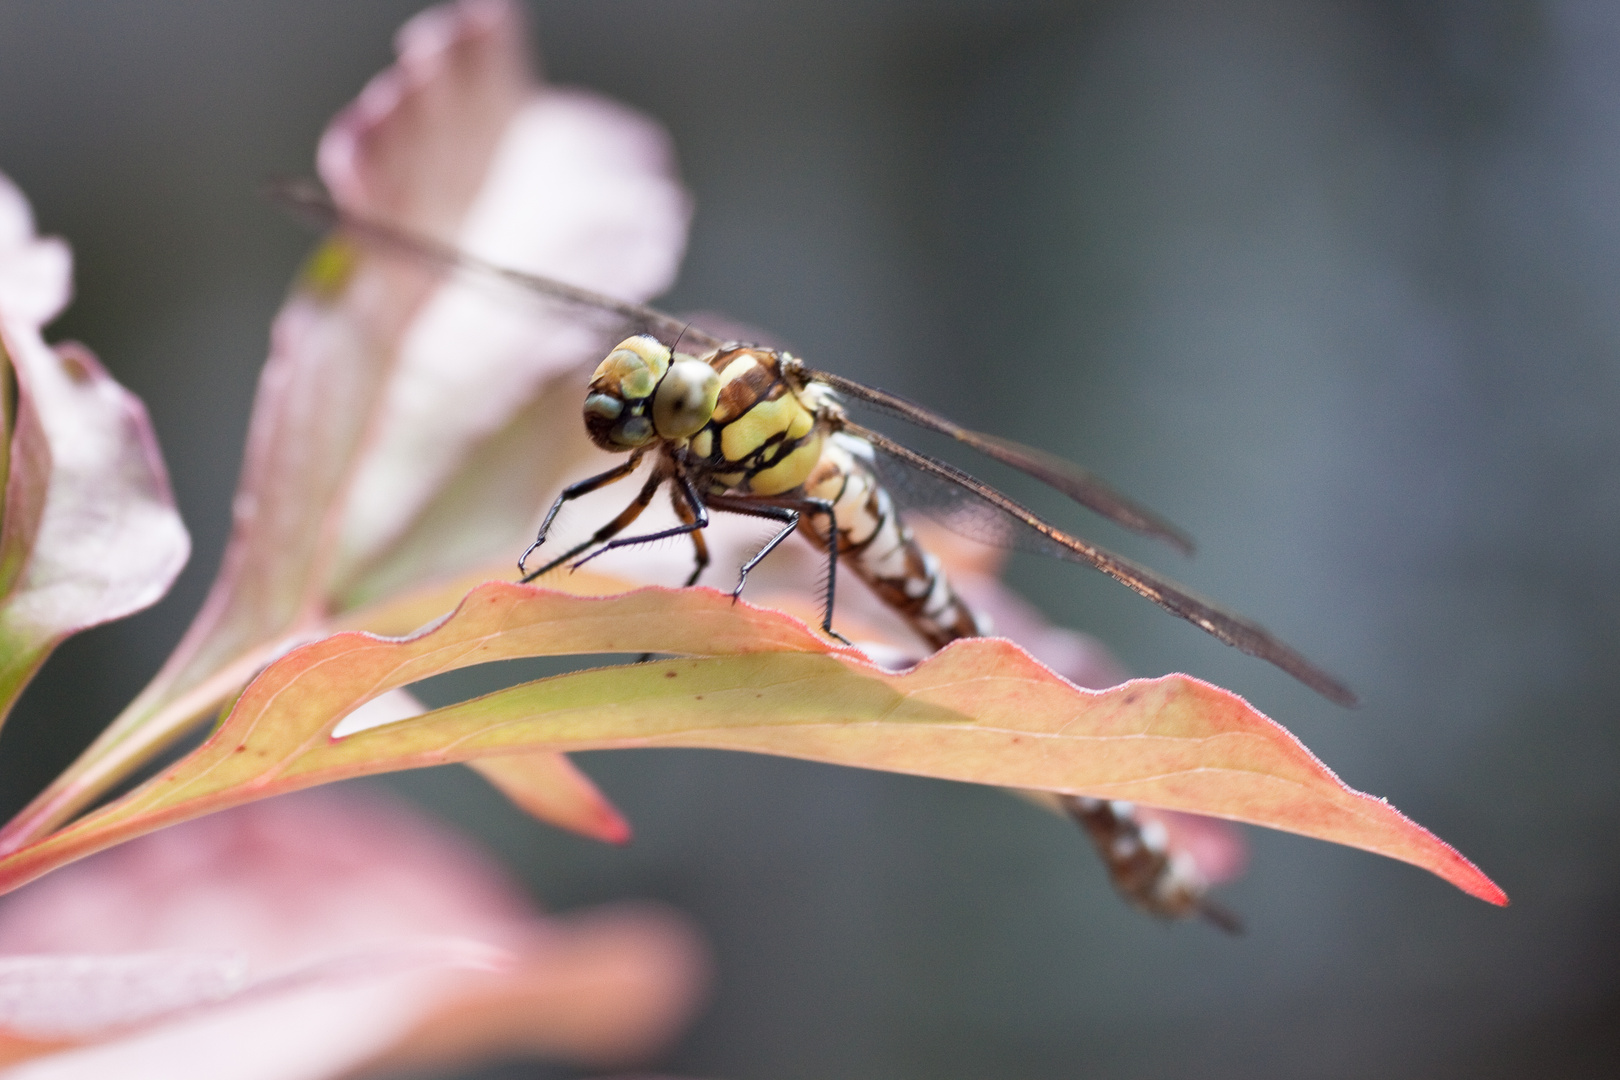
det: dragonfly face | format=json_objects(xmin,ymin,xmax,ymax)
[
  {"xmin": 582, "ymin": 334, "xmax": 720, "ymax": 450},
  {"xmin": 584, "ymin": 333, "xmax": 833, "ymax": 499}
]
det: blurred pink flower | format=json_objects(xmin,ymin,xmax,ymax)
[{"xmin": 0, "ymin": 787, "xmax": 710, "ymax": 1079}]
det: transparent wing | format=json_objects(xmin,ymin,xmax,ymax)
[
  {"xmin": 267, "ymin": 177, "xmax": 726, "ymax": 351},
  {"xmin": 270, "ymin": 179, "xmax": 1353, "ymax": 704},
  {"xmin": 809, "ymin": 369, "xmax": 1195, "ymax": 556},
  {"xmin": 845, "ymin": 422, "xmax": 1357, "ymax": 706},
  {"xmin": 273, "ymin": 179, "xmax": 1186, "ymax": 555}
]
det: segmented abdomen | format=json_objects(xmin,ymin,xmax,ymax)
[
  {"xmin": 799, "ymin": 430, "xmax": 1221, "ymax": 926},
  {"xmin": 799, "ymin": 432, "xmax": 983, "ymax": 649}
]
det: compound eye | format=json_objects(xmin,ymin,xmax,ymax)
[
  {"xmin": 584, "ymin": 393, "xmax": 623, "ymax": 422},
  {"xmin": 652, "ymin": 359, "xmax": 721, "ymax": 439},
  {"xmin": 590, "ymin": 335, "xmax": 671, "ymax": 401},
  {"xmin": 582, "ymin": 392, "xmax": 629, "ymax": 450},
  {"xmin": 613, "ymin": 414, "xmax": 655, "ymax": 448}
]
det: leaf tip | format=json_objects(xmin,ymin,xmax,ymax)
[
  {"xmin": 598, "ymin": 811, "xmax": 634, "ymax": 847},
  {"xmin": 1469, "ymin": 874, "xmax": 1510, "ymax": 907}
]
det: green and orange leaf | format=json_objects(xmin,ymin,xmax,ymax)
[{"xmin": 0, "ymin": 584, "xmax": 1505, "ymax": 906}]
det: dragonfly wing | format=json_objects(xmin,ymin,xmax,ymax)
[
  {"xmin": 267, "ymin": 177, "xmax": 726, "ymax": 350},
  {"xmin": 808, "ymin": 369, "xmax": 1195, "ymax": 555},
  {"xmin": 845, "ymin": 423, "xmax": 1356, "ymax": 706}
]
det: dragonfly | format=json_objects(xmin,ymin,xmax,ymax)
[{"xmin": 274, "ymin": 179, "xmax": 1352, "ymax": 929}]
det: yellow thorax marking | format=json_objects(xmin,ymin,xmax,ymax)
[
  {"xmin": 748, "ymin": 433, "xmax": 825, "ymax": 495},
  {"xmin": 721, "ymin": 393, "xmax": 802, "ymax": 463}
]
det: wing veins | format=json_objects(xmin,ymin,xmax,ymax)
[
  {"xmin": 266, "ymin": 177, "xmax": 725, "ymax": 351},
  {"xmin": 270, "ymin": 179, "xmax": 1351, "ymax": 706},
  {"xmin": 844, "ymin": 422, "xmax": 1356, "ymax": 706},
  {"xmin": 808, "ymin": 369, "xmax": 1195, "ymax": 556}
]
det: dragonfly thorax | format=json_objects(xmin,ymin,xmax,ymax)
[{"xmin": 583, "ymin": 334, "xmax": 720, "ymax": 451}]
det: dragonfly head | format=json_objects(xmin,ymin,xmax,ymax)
[
  {"xmin": 584, "ymin": 334, "xmax": 719, "ymax": 451},
  {"xmin": 584, "ymin": 334, "xmax": 670, "ymax": 450}
]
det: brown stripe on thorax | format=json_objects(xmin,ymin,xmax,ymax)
[
  {"xmin": 709, "ymin": 347, "xmax": 788, "ymax": 426},
  {"xmin": 690, "ymin": 346, "xmax": 825, "ymax": 496}
]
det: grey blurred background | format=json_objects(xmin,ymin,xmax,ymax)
[{"xmin": 2, "ymin": 1, "xmax": 1618, "ymax": 1077}]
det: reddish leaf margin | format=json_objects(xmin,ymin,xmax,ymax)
[{"xmin": 0, "ymin": 584, "xmax": 1506, "ymax": 906}]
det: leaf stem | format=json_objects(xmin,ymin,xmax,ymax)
[{"xmin": 0, "ymin": 649, "xmax": 276, "ymax": 854}]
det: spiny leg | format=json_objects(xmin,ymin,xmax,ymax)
[
  {"xmin": 673, "ymin": 485, "xmax": 711, "ymax": 587},
  {"xmin": 519, "ymin": 467, "xmax": 665, "ymax": 584},
  {"xmin": 706, "ymin": 498, "xmax": 794, "ymax": 598},
  {"xmin": 571, "ymin": 473, "xmax": 710, "ymax": 570},
  {"xmin": 708, "ymin": 493, "xmax": 845, "ymax": 642},
  {"xmin": 628, "ymin": 480, "xmax": 715, "ymax": 665},
  {"xmin": 519, "ymin": 450, "xmax": 645, "ymax": 577}
]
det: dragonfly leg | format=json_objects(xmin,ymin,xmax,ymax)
[
  {"xmin": 709, "ymin": 494, "xmax": 845, "ymax": 642},
  {"xmin": 572, "ymin": 474, "xmax": 710, "ymax": 570},
  {"xmin": 519, "ymin": 450, "xmax": 645, "ymax": 578},
  {"xmin": 520, "ymin": 467, "xmax": 664, "ymax": 584},
  {"xmin": 673, "ymin": 484, "xmax": 710, "ymax": 587},
  {"xmin": 624, "ymin": 480, "xmax": 713, "ymax": 667}
]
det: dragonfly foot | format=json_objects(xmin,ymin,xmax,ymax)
[{"xmin": 517, "ymin": 537, "xmax": 546, "ymax": 577}]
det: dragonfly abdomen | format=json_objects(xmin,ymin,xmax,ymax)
[
  {"xmin": 802, "ymin": 432, "xmax": 1228, "ymax": 928},
  {"xmin": 800, "ymin": 433, "xmax": 983, "ymax": 649}
]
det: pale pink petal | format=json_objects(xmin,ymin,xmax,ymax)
[
  {"xmin": 0, "ymin": 941, "xmax": 506, "ymax": 1077},
  {"xmin": 333, "ymin": 88, "xmax": 690, "ymax": 586},
  {"xmin": 0, "ymin": 790, "xmax": 530, "ymax": 962},
  {"xmin": 0, "ymin": 789, "xmax": 707, "ymax": 1078},
  {"xmin": 0, "ymin": 952, "xmax": 248, "ymax": 1039},
  {"xmin": 3, "ymin": 962, "xmax": 479, "ymax": 1080},
  {"xmin": 317, "ymin": 0, "xmax": 532, "ymax": 234},
  {"xmin": 0, "ymin": 322, "xmax": 188, "ymax": 728},
  {"xmin": 118, "ymin": 0, "xmax": 541, "ymax": 714},
  {"xmin": 363, "ymin": 904, "xmax": 709, "ymax": 1075},
  {"xmin": 0, "ymin": 172, "xmax": 72, "ymax": 327}
]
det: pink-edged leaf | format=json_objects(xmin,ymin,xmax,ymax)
[
  {"xmin": 0, "ymin": 321, "xmax": 188, "ymax": 728},
  {"xmin": 465, "ymin": 754, "xmax": 634, "ymax": 846},
  {"xmin": 904, "ymin": 524, "xmax": 1253, "ymax": 888},
  {"xmin": 0, "ymin": 0, "xmax": 688, "ymax": 849},
  {"xmin": 335, "ymin": 688, "xmax": 632, "ymax": 844},
  {"xmin": 0, "ymin": 788, "xmax": 706, "ymax": 1077},
  {"xmin": 0, "ymin": 584, "xmax": 1504, "ymax": 906}
]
